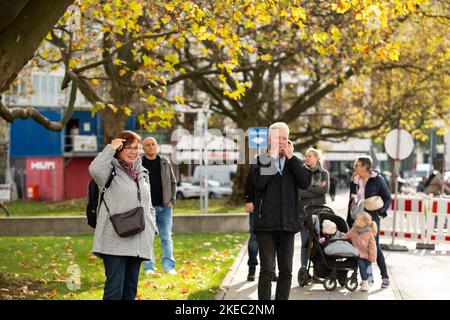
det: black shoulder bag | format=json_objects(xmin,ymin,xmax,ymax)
[{"xmin": 104, "ymin": 177, "xmax": 145, "ymax": 237}]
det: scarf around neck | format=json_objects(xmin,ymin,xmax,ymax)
[
  {"xmin": 354, "ymin": 226, "xmax": 370, "ymax": 235},
  {"xmin": 118, "ymin": 158, "xmax": 138, "ymax": 180}
]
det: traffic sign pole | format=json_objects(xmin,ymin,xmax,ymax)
[{"xmin": 381, "ymin": 127, "xmax": 410, "ymax": 252}]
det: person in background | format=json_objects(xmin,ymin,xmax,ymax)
[
  {"xmin": 298, "ymin": 148, "xmax": 329, "ymax": 272},
  {"xmin": 347, "ymin": 155, "xmax": 391, "ymax": 289},
  {"xmin": 89, "ymin": 130, "xmax": 157, "ymax": 300},
  {"xmin": 329, "ymin": 173, "xmax": 338, "ymax": 201},
  {"xmin": 424, "ymin": 170, "xmax": 450, "ymax": 195},
  {"xmin": 142, "ymin": 137, "xmax": 178, "ymax": 275}
]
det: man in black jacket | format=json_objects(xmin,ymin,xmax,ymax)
[
  {"xmin": 251, "ymin": 122, "xmax": 311, "ymax": 300},
  {"xmin": 244, "ymin": 168, "xmax": 278, "ymax": 282}
]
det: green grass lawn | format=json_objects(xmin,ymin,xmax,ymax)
[
  {"xmin": 0, "ymin": 233, "xmax": 247, "ymax": 300},
  {"xmin": 2, "ymin": 198, "xmax": 244, "ymax": 216}
]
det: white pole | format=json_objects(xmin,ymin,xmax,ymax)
[
  {"xmin": 390, "ymin": 128, "xmax": 401, "ymax": 246},
  {"xmin": 204, "ymin": 106, "xmax": 209, "ymax": 214},
  {"xmin": 442, "ymin": 140, "xmax": 447, "ymax": 197}
]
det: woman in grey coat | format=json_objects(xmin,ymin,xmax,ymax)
[
  {"xmin": 298, "ymin": 148, "xmax": 329, "ymax": 269},
  {"xmin": 89, "ymin": 130, "xmax": 158, "ymax": 300}
]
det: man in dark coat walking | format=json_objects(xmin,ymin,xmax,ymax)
[{"xmin": 251, "ymin": 122, "xmax": 311, "ymax": 300}]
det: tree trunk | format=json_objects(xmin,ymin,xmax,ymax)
[
  {"xmin": 101, "ymin": 108, "xmax": 128, "ymax": 146},
  {"xmin": 228, "ymin": 163, "xmax": 251, "ymax": 206},
  {"xmin": 0, "ymin": 0, "xmax": 73, "ymax": 94},
  {"xmin": 227, "ymin": 120, "xmax": 260, "ymax": 206}
]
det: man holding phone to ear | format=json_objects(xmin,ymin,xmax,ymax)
[{"xmin": 251, "ymin": 122, "xmax": 311, "ymax": 300}]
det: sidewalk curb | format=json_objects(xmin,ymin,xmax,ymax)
[
  {"xmin": 215, "ymin": 238, "xmax": 249, "ymax": 300},
  {"xmin": 384, "ymin": 251, "xmax": 406, "ymax": 300}
]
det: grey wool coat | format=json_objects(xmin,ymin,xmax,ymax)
[{"xmin": 89, "ymin": 144, "xmax": 158, "ymax": 260}]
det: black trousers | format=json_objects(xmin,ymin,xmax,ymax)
[{"xmin": 255, "ymin": 231, "xmax": 295, "ymax": 300}]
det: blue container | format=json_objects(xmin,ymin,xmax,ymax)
[{"xmin": 10, "ymin": 107, "xmax": 137, "ymax": 157}]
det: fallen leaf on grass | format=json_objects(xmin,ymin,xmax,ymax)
[
  {"xmin": 1, "ymin": 294, "xmax": 13, "ymax": 300},
  {"xmin": 46, "ymin": 288, "xmax": 57, "ymax": 298},
  {"xmin": 180, "ymin": 287, "xmax": 189, "ymax": 294}
]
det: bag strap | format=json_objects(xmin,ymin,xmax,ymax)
[
  {"xmin": 101, "ymin": 168, "xmax": 143, "ymax": 218},
  {"xmin": 99, "ymin": 166, "xmax": 116, "ymax": 217},
  {"xmin": 135, "ymin": 177, "xmax": 142, "ymax": 205}
]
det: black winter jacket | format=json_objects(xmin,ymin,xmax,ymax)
[
  {"xmin": 251, "ymin": 154, "xmax": 311, "ymax": 233},
  {"xmin": 346, "ymin": 170, "xmax": 391, "ymax": 227}
]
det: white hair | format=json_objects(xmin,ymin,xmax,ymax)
[{"xmin": 268, "ymin": 122, "xmax": 289, "ymax": 137}]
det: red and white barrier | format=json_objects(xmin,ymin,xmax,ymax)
[{"xmin": 379, "ymin": 195, "xmax": 450, "ymax": 244}]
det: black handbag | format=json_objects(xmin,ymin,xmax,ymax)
[
  {"xmin": 110, "ymin": 206, "xmax": 145, "ymax": 237},
  {"xmin": 101, "ymin": 175, "xmax": 145, "ymax": 237}
]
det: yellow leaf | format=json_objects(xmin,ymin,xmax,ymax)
[
  {"xmin": 175, "ymin": 96, "xmax": 185, "ymax": 104},
  {"xmin": 330, "ymin": 26, "xmax": 341, "ymax": 42},
  {"xmin": 261, "ymin": 54, "xmax": 272, "ymax": 61},
  {"xmin": 161, "ymin": 15, "xmax": 171, "ymax": 24},
  {"xmin": 313, "ymin": 32, "xmax": 329, "ymax": 44},
  {"xmin": 147, "ymin": 95, "xmax": 156, "ymax": 104},
  {"xmin": 122, "ymin": 106, "xmax": 132, "ymax": 116},
  {"xmin": 165, "ymin": 3, "xmax": 175, "ymax": 12},
  {"xmin": 119, "ymin": 69, "xmax": 126, "ymax": 76},
  {"xmin": 291, "ymin": 7, "xmax": 306, "ymax": 22},
  {"xmin": 91, "ymin": 79, "xmax": 99, "ymax": 85},
  {"xmin": 387, "ymin": 44, "xmax": 399, "ymax": 61}
]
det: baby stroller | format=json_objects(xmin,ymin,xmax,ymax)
[{"xmin": 297, "ymin": 205, "xmax": 359, "ymax": 291}]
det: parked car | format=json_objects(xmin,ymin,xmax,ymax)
[
  {"xmin": 191, "ymin": 180, "xmax": 232, "ymax": 199},
  {"xmin": 176, "ymin": 182, "xmax": 201, "ymax": 199}
]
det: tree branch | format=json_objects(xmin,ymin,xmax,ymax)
[{"xmin": 0, "ymin": 80, "xmax": 77, "ymax": 130}]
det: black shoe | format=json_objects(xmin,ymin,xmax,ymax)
[
  {"xmin": 247, "ymin": 269, "xmax": 256, "ymax": 281},
  {"xmin": 271, "ymin": 273, "xmax": 278, "ymax": 282}
]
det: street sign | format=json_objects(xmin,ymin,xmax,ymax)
[
  {"xmin": 384, "ymin": 128, "xmax": 414, "ymax": 160},
  {"xmin": 248, "ymin": 127, "xmax": 268, "ymax": 149},
  {"xmin": 383, "ymin": 128, "xmax": 413, "ymax": 252}
]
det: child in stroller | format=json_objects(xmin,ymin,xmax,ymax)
[{"xmin": 297, "ymin": 205, "xmax": 359, "ymax": 291}]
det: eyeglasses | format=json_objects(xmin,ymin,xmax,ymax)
[{"xmin": 123, "ymin": 146, "xmax": 142, "ymax": 152}]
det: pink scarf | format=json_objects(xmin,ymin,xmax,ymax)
[{"xmin": 118, "ymin": 158, "xmax": 138, "ymax": 180}]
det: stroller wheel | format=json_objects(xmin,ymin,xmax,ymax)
[
  {"xmin": 323, "ymin": 277, "xmax": 337, "ymax": 291},
  {"xmin": 297, "ymin": 267, "xmax": 311, "ymax": 287},
  {"xmin": 345, "ymin": 277, "xmax": 358, "ymax": 291}
]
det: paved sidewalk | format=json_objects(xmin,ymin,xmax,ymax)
[{"xmin": 217, "ymin": 191, "xmax": 450, "ymax": 300}]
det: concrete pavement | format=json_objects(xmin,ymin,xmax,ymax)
[{"xmin": 217, "ymin": 190, "xmax": 450, "ymax": 300}]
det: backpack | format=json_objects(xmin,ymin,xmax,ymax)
[{"xmin": 86, "ymin": 166, "xmax": 116, "ymax": 228}]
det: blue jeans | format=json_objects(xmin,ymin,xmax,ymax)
[
  {"xmin": 102, "ymin": 254, "xmax": 142, "ymax": 300},
  {"xmin": 300, "ymin": 229, "xmax": 309, "ymax": 268},
  {"xmin": 373, "ymin": 216, "xmax": 389, "ymax": 279},
  {"xmin": 248, "ymin": 213, "xmax": 258, "ymax": 270},
  {"xmin": 357, "ymin": 258, "xmax": 373, "ymax": 282},
  {"xmin": 144, "ymin": 205, "xmax": 176, "ymax": 272}
]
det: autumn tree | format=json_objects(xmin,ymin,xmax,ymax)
[
  {"xmin": 32, "ymin": 0, "xmax": 311, "ymax": 143},
  {"xmin": 155, "ymin": 1, "xmax": 449, "ymax": 203},
  {"xmin": 0, "ymin": 0, "xmax": 74, "ymax": 129}
]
